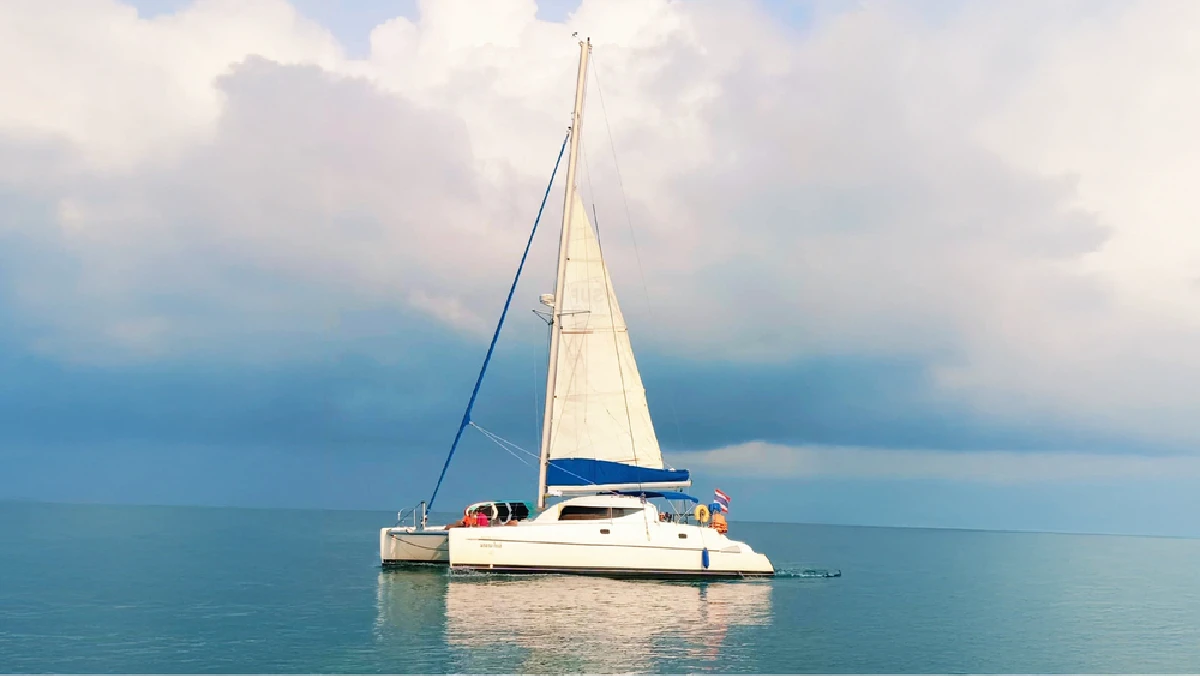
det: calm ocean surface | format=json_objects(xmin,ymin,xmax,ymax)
[{"xmin": 2, "ymin": 501, "xmax": 1199, "ymax": 673}]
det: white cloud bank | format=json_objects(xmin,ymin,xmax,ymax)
[
  {"xmin": 674, "ymin": 441, "xmax": 1200, "ymax": 484},
  {"xmin": 3, "ymin": 0, "xmax": 1200, "ymax": 451}
]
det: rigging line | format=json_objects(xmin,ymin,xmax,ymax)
[
  {"xmin": 544, "ymin": 460, "xmax": 598, "ymax": 487},
  {"xmin": 589, "ymin": 55, "xmax": 686, "ymax": 456},
  {"xmin": 578, "ymin": 139, "xmax": 608, "ymax": 459},
  {"xmin": 470, "ymin": 422, "xmax": 598, "ymax": 487},
  {"xmin": 474, "ymin": 426, "xmax": 533, "ymax": 467},
  {"xmin": 581, "ymin": 130, "xmax": 640, "ymax": 464},
  {"xmin": 591, "ymin": 202, "xmax": 641, "ymax": 466},
  {"xmin": 588, "ymin": 57, "xmax": 651, "ymax": 307},
  {"xmin": 469, "ymin": 421, "xmax": 538, "ymax": 460},
  {"xmin": 427, "ymin": 129, "xmax": 571, "ymax": 512},
  {"xmin": 532, "ymin": 326, "xmax": 543, "ymax": 449},
  {"xmin": 538, "ymin": 319, "xmax": 553, "ymax": 449},
  {"xmin": 580, "ymin": 137, "xmax": 592, "ymax": 203},
  {"xmin": 577, "ymin": 137, "xmax": 590, "ymax": 438},
  {"xmin": 550, "ymin": 336, "xmax": 593, "ymax": 461},
  {"xmin": 389, "ymin": 536, "xmax": 446, "ymax": 552},
  {"xmin": 552, "ymin": 141, "xmax": 600, "ymax": 462}
]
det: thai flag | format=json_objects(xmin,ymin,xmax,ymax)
[{"xmin": 713, "ymin": 488, "xmax": 730, "ymax": 513}]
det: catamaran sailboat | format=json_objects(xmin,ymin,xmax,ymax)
[{"xmin": 380, "ymin": 38, "xmax": 773, "ymax": 578}]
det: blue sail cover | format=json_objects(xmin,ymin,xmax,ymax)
[
  {"xmin": 546, "ymin": 458, "xmax": 690, "ymax": 490},
  {"xmin": 614, "ymin": 490, "xmax": 699, "ymax": 503}
]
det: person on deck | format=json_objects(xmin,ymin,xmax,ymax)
[
  {"xmin": 448, "ymin": 508, "xmax": 472, "ymax": 529},
  {"xmin": 474, "ymin": 509, "xmax": 490, "ymax": 527}
]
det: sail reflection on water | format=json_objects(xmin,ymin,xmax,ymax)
[{"xmin": 442, "ymin": 575, "xmax": 772, "ymax": 672}]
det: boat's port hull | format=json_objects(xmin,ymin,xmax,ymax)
[{"xmin": 380, "ymin": 527, "xmax": 449, "ymax": 565}]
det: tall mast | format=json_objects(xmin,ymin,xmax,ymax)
[{"xmin": 537, "ymin": 37, "xmax": 591, "ymax": 510}]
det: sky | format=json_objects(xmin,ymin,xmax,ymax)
[{"xmin": 3, "ymin": 0, "xmax": 1200, "ymax": 536}]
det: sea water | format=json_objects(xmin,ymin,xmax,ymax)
[{"xmin": 2, "ymin": 501, "xmax": 1199, "ymax": 672}]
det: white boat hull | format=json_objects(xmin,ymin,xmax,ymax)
[
  {"xmin": 448, "ymin": 514, "xmax": 773, "ymax": 578},
  {"xmin": 380, "ymin": 527, "xmax": 449, "ymax": 566}
]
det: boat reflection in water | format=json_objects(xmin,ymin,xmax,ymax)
[
  {"xmin": 372, "ymin": 569, "xmax": 454, "ymax": 672},
  {"xmin": 375, "ymin": 569, "xmax": 772, "ymax": 672},
  {"xmin": 445, "ymin": 574, "xmax": 771, "ymax": 672}
]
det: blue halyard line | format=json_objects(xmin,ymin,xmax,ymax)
[{"xmin": 427, "ymin": 129, "xmax": 571, "ymax": 512}]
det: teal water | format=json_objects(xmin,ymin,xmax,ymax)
[{"xmin": 2, "ymin": 501, "xmax": 1199, "ymax": 673}]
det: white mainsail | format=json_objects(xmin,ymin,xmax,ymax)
[
  {"xmin": 545, "ymin": 192, "xmax": 663, "ymax": 469},
  {"xmin": 535, "ymin": 38, "xmax": 687, "ymax": 507}
]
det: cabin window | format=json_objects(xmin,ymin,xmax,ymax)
[
  {"xmin": 559, "ymin": 506, "xmax": 611, "ymax": 520},
  {"xmin": 558, "ymin": 505, "xmax": 644, "ymax": 521}
]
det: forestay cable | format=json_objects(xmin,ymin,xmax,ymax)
[{"xmin": 427, "ymin": 130, "xmax": 571, "ymax": 512}]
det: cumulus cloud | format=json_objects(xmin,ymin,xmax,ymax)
[
  {"xmin": 2, "ymin": 58, "xmax": 507, "ymax": 360},
  {"xmin": 2, "ymin": 0, "xmax": 1200, "ymax": 452},
  {"xmin": 0, "ymin": 0, "xmax": 344, "ymax": 170}
]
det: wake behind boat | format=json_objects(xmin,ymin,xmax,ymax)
[{"xmin": 380, "ymin": 38, "xmax": 773, "ymax": 578}]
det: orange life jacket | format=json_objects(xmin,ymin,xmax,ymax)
[{"xmin": 712, "ymin": 512, "xmax": 728, "ymax": 534}]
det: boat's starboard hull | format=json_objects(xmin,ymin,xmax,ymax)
[
  {"xmin": 447, "ymin": 519, "xmax": 773, "ymax": 579},
  {"xmin": 449, "ymin": 563, "xmax": 772, "ymax": 579}
]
